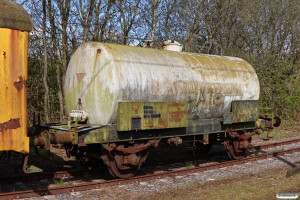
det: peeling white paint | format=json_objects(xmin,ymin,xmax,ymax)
[{"xmin": 64, "ymin": 42, "xmax": 260, "ymax": 125}]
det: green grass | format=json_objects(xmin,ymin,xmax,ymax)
[
  {"xmin": 185, "ymin": 161, "xmax": 194, "ymax": 168},
  {"xmin": 258, "ymin": 122, "xmax": 300, "ymax": 139},
  {"xmin": 53, "ymin": 178, "xmax": 64, "ymax": 186}
]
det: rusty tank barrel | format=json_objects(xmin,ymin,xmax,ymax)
[
  {"xmin": 0, "ymin": 0, "xmax": 32, "ymax": 153},
  {"xmin": 64, "ymin": 42, "xmax": 260, "ymax": 125}
]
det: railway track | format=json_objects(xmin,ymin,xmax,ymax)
[{"xmin": 1, "ymin": 138, "xmax": 300, "ymax": 200}]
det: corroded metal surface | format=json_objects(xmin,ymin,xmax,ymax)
[
  {"xmin": 117, "ymin": 102, "xmax": 188, "ymax": 131},
  {"xmin": 13, "ymin": 75, "xmax": 27, "ymax": 91},
  {"xmin": 0, "ymin": 118, "xmax": 21, "ymax": 132},
  {"xmin": 0, "ymin": 27, "xmax": 29, "ymax": 153},
  {"xmin": 231, "ymin": 100, "xmax": 259, "ymax": 123},
  {"xmin": 64, "ymin": 42, "xmax": 260, "ymax": 125},
  {"xmin": 0, "ymin": 0, "xmax": 32, "ymax": 31}
]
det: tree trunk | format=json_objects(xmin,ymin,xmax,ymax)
[
  {"xmin": 48, "ymin": 0, "xmax": 64, "ymax": 121},
  {"xmin": 99, "ymin": 0, "xmax": 113, "ymax": 42},
  {"xmin": 82, "ymin": 0, "xmax": 95, "ymax": 42},
  {"xmin": 57, "ymin": 0, "xmax": 71, "ymax": 102},
  {"xmin": 42, "ymin": 0, "xmax": 50, "ymax": 122},
  {"xmin": 150, "ymin": 0, "xmax": 160, "ymax": 46}
]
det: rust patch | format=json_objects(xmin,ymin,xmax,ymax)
[
  {"xmin": 3, "ymin": 51, "xmax": 6, "ymax": 58},
  {"xmin": 78, "ymin": 98, "xmax": 82, "ymax": 110},
  {"xmin": 0, "ymin": 118, "xmax": 21, "ymax": 132},
  {"xmin": 13, "ymin": 76, "xmax": 26, "ymax": 91}
]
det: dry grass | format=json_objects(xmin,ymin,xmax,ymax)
[
  {"xmin": 253, "ymin": 124, "xmax": 300, "ymax": 142},
  {"xmin": 82, "ymin": 187, "xmax": 141, "ymax": 200},
  {"xmin": 134, "ymin": 168, "xmax": 300, "ymax": 200}
]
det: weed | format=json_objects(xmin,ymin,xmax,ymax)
[
  {"xmin": 273, "ymin": 149, "xmax": 279, "ymax": 153},
  {"xmin": 53, "ymin": 178, "xmax": 64, "ymax": 186},
  {"xmin": 185, "ymin": 161, "xmax": 194, "ymax": 168}
]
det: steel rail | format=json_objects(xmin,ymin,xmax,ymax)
[
  {"xmin": 2, "ymin": 138, "xmax": 299, "ymax": 184},
  {"xmin": 250, "ymin": 138, "xmax": 300, "ymax": 150},
  {"xmin": 0, "ymin": 169, "xmax": 86, "ymax": 184}
]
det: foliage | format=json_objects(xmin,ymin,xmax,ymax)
[{"xmin": 242, "ymin": 54, "xmax": 300, "ymax": 120}]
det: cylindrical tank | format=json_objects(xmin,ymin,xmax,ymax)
[
  {"xmin": 64, "ymin": 42, "xmax": 259, "ymax": 125},
  {"xmin": 0, "ymin": 0, "xmax": 32, "ymax": 153}
]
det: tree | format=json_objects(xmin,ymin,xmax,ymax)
[
  {"xmin": 116, "ymin": 0, "xmax": 141, "ymax": 44},
  {"xmin": 15, "ymin": 0, "xmax": 299, "ymax": 121},
  {"xmin": 48, "ymin": 0, "xmax": 64, "ymax": 120},
  {"xmin": 42, "ymin": 0, "xmax": 50, "ymax": 122}
]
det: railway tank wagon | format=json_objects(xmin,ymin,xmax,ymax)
[
  {"xmin": 64, "ymin": 42, "xmax": 259, "ymax": 125},
  {"xmin": 0, "ymin": 0, "xmax": 32, "ymax": 169},
  {"xmin": 0, "ymin": 0, "xmax": 280, "ymax": 179},
  {"xmin": 33, "ymin": 41, "xmax": 279, "ymax": 178}
]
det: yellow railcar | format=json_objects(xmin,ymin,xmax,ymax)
[{"xmin": 0, "ymin": 0, "xmax": 32, "ymax": 153}]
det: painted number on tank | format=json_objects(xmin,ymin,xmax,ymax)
[{"xmin": 143, "ymin": 106, "xmax": 161, "ymax": 119}]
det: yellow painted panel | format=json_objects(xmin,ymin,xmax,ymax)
[
  {"xmin": 117, "ymin": 102, "xmax": 188, "ymax": 131},
  {"xmin": 0, "ymin": 28, "xmax": 29, "ymax": 153}
]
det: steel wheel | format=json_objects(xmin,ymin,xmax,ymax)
[
  {"xmin": 102, "ymin": 150, "xmax": 149, "ymax": 179},
  {"xmin": 107, "ymin": 158, "xmax": 137, "ymax": 179},
  {"xmin": 224, "ymin": 138, "xmax": 246, "ymax": 160}
]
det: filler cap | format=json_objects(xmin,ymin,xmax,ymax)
[{"xmin": 163, "ymin": 40, "xmax": 183, "ymax": 52}]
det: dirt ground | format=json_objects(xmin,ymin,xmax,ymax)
[{"xmin": 131, "ymin": 167, "xmax": 300, "ymax": 200}]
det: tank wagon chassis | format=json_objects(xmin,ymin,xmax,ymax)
[{"xmin": 29, "ymin": 101, "xmax": 280, "ymax": 178}]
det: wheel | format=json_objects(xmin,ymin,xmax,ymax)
[
  {"xmin": 224, "ymin": 138, "xmax": 246, "ymax": 160},
  {"xmin": 107, "ymin": 157, "xmax": 138, "ymax": 179},
  {"xmin": 102, "ymin": 150, "xmax": 149, "ymax": 179}
]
